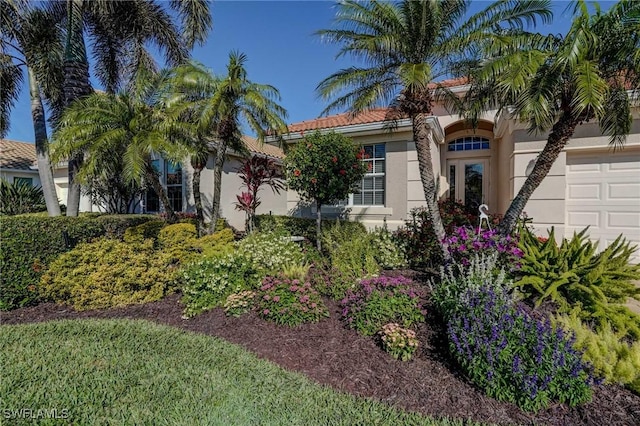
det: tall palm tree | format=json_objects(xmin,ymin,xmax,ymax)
[
  {"xmin": 463, "ymin": 0, "xmax": 640, "ymax": 235},
  {"xmin": 50, "ymin": 75, "xmax": 189, "ymax": 222},
  {"xmin": 55, "ymin": 0, "xmax": 212, "ymax": 216},
  {"xmin": 317, "ymin": 0, "xmax": 552, "ymax": 258},
  {"xmin": 165, "ymin": 56, "xmax": 288, "ymax": 235},
  {"xmin": 1, "ymin": 1, "xmax": 64, "ymax": 216}
]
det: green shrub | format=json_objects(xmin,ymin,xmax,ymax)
[
  {"xmin": 431, "ymin": 253, "xmax": 510, "ymax": 319},
  {"xmin": 370, "ymin": 227, "xmax": 406, "ymax": 269},
  {"xmin": 195, "ymin": 228, "xmax": 235, "ymax": 258},
  {"xmin": 236, "ymin": 231, "xmax": 305, "ymax": 275},
  {"xmin": 515, "ymin": 227, "xmax": 640, "ymax": 339},
  {"xmin": 307, "ymin": 262, "xmax": 356, "ymax": 300},
  {"xmin": 254, "ymin": 215, "xmax": 366, "ymax": 246},
  {"xmin": 0, "ymin": 217, "xmax": 104, "ymax": 310},
  {"xmin": 123, "ymin": 220, "xmax": 166, "ymax": 244},
  {"xmin": 0, "ymin": 214, "xmax": 160, "ymax": 310},
  {"xmin": 555, "ymin": 311, "xmax": 640, "ymax": 394},
  {"xmin": 157, "ymin": 223, "xmax": 201, "ymax": 264},
  {"xmin": 158, "ymin": 222, "xmax": 198, "ymax": 247},
  {"xmin": 180, "ymin": 253, "xmax": 261, "ymax": 318},
  {"xmin": 340, "ymin": 275, "xmax": 426, "ymax": 336},
  {"xmin": 392, "ymin": 200, "xmax": 477, "ymax": 268},
  {"xmin": 321, "ymin": 222, "xmax": 380, "ymax": 279},
  {"xmin": 257, "ymin": 275, "xmax": 329, "ymax": 326},
  {"xmin": 93, "ymin": 214, "xmax": 159, "ymax": 238},
  {"xmin": 39, "ymin": 238, "xmax": 177, "ymax": 311},
  {"xmin": 0, "ymin": 179, "xmax": 47, "ymax": 215}
]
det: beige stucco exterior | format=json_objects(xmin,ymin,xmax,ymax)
[{"xmin": 269, "ymin": 101, "xmax": 640, "ymax": 261}]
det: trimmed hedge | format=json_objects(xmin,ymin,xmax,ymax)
[
  {"xmin": 0, "ymin": 214, "xmax": 158, "ymax": 310},
  {"xmin": 254, "ymin": 215, "xmax": 366, "ymax": 245}
]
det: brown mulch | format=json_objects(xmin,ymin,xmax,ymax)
[{"xmin": 2, "ymin": 289, "xmax": 639, "ymax": 426}]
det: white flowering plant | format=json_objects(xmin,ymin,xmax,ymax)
[
  {"xmin": 180, "ymin": 253, "xmax": 261, "ymax": 318},
  {"xmin": 236, "ymin": 231, "xmax": 305, "ymax": 275}
]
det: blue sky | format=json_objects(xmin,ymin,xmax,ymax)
[{"xmin": 6, "ymin": 0, "xmax": 610, "ymax": 143}]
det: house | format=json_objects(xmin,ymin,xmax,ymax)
[
  {"xmin": 0, "ymin": 139, "xmax": 41, "ymax": 187},
  {"xmin": 0, "ymin": 137, "xmax": 288, "ymax": 231},
  {"xmin": 269, "ymin": 81, "xmax": 640, "ymax": 261}
]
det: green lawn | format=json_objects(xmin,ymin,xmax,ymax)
[{"xmin": 0, "ymin": 319, "xmax": 479, "ymax": 425}]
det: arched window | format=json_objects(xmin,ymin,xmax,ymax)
[{"xmin": 447, "ymin": 136, "xmax": 490, "ymax": 152}]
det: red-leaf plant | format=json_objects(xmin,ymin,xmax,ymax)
[{"xmin": 234, "ymin": 156, "xmax": 285, "ymax": 232}]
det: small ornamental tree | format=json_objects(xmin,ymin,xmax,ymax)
[
  {"xmin": 285, "ymin": 131, "xmax": 367, "ymax": 250},
  {"xmin": 234, "ymin": 156, "xmax": 285, "ymax": 233}
]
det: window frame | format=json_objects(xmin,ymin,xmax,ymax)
[
  {"xmin": 338, "ymin": 143, "xmax": 386, "ymax": 207},
  {"xmin": 13, "ymin": 177, "xmax": 33, "ymax": 186}
]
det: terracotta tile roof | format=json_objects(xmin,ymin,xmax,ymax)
[
  {"xmin": 286, "ymin": 77, "xmax": 469, "ymax": 134},
  {"xmin": 242, "ymin": 135, "xmax": 285, "ymax": 159},
  {"xmin": 0, "ymin": 139, "xmax": 37, "ymax": 171},
  {"xmin": 287, "ymin": 108, "xmax": 392, "ymax": 134},
  {"xmin": 427, "ymin": 76, "xmax": 468, "ymax": 89}
]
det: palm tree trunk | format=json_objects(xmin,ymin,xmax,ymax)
[
  {"xmin": 63, "ymin": 0, "xmax": 91, "ymax": 217},
  {"xmin": 28, "ymin": 68, "xmax": 61, "ymax": 217},
  {"xmin": 144, "ymin": 162, "xmax": 176, "ymax": 223},
  {"xmin": 316, "ymin": 201, "xmax": 322, "ymax": 252},
  {"xmin": 411, "ymin": 112, "xmax": 448, "ymax": 260},
  {"xmin": 498, "ymin": 113, "xmax": 580, "ymax": 235},
  {"xmin": 208, "ymin": 141, "xmax": 228, "ymax": 234},
  {"xmin": 191, "ymin": 164, "xmax": 205, "ymax": 237}
]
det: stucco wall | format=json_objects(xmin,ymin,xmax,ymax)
[
  {"xmin": 509, "ymin": 119, "xmax": 640, "ymax": 238},
  {"xmin": 0, "ymin": 170, "xmax": 40, "ymax": 186},
  {"xmin": 187, "ymin": 154, "xmax": 287, "ymax": 230}
]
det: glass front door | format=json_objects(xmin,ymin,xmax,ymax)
[{"xmin": 447, "ymin": 159, "xmax": 488, "ymax": 209}]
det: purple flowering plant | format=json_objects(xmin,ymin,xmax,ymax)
[
  {"xmin": 447, "ymin": 285, "xmax": 596, "ymax": 412},
  {"xmin": 257, "ymin": 275, "xmax": 329, "ymax": 326},
  {"xmin": 444, "ymin": 226, "xmax": 524, "ymax": 271},
  {"xmin": 340, "ymin": 275, "xmax": 426, "ymax": 336}
]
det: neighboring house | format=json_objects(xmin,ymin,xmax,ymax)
[
  {"xmin": 269, "ymin": 81, "xmax": 640, "ymax": 261},
  {"xmin": 0, "ymin": 139, "xmax": 41, "ymax": 187},
  {"xmin": 1, "ymin": 137, "xmax": 287, "ymax": 230}
]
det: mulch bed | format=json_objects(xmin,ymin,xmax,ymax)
[{"xmin": 2, "ymin": 282, "xmax": 639, "ymax": 426}]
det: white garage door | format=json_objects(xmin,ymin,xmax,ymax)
[{"xmin": 566, "ymin": 150, "xmax": 640, "ymax": 263}]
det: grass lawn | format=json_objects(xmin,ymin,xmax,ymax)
[{"xmin": 0, "ymin": 319, "xmax": 480, "ymax": 425}]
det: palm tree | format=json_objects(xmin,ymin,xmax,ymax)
[
  {"xmin": 1, "ymin": 1, "xmax": 64, "ymax": 216},
  {"xmin": 463, "ymin": 0, "xmax": 640, "ymax": 235},
  {"xmin": 55, "ymin": 0, "xmax": 212, "ymax": 216},
  {"xmin": 317, "ymin": 0, "xmax": 552, "ymax": 258},
  {"xmin": 165, "ymin": 56, "xmax": 288, "ymax": 235},
  {"xmin": 50, "ymin": 76, "xmax": 189, "ymax": 222}
]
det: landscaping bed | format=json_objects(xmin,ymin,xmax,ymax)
[{"xmin": 3, "ymin": 290, "xmax": 639, "ymax": 426}]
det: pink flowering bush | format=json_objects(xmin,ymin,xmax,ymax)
[
  {"xmin": 444, "ymin": 226, "xmax": 524, "ymax": 271},
  {"xmin": 257, "ymin": 275, "xmax": 329, "ymax": 326},
  {"xmin": 340, "ymin": 275, "xmax": 426, "ymax": 336},
  {"xmin": 379, "ymin": 323, "xmax": 419, "ymax": 361}
]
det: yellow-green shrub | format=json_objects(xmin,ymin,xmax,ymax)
[
  {"xmin": 40, "ymin": 238, "xmax": 177, "ymax": 311},
  {"xmin": 555, "ymin": 311, "xmax": 640, "ymax": 394},
  {"xmin": 158, "ymin": 223, "xmax": 198, "ymax": 246},
  {"xmin": 195, "ymin": 228, "xmax": 235, "ymax": 258},
  {"xmin": 123, "ymin": 220, "xmax": 166, "ymax": 244},
  {"xmin": 157, "ymin": 223, "xmax": 200, "ymax": 263}
]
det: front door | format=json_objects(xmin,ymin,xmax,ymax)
[{"xmin": 447, "ymin": 159, "xmax": 489, "ymax": 209}]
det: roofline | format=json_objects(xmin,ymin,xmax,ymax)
[
  {"xmin": 0, "ymin": 167, "xmax": 39, "ymax": 174},
  {"xmin": 272, "ymin": 115, "xmax": 445, "ymax": 144}
]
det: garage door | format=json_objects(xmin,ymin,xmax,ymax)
[{"xmin": 566, "ymin": 149, "xmax": 640, "ymax": 263}]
